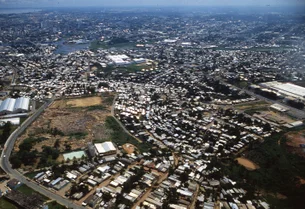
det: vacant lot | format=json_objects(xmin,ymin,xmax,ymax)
[
  {"xmin": 51, "ymin": 96, "xmax": 102, "ymax": 108},
  {"xmin": 66, "ymin": 96, "xmax": 102, "ymax": 107},
  {"xmin": 14, "ymin": 95, "xmax": 114, "ymax": 170},
  {"xmin": 254, "ymin": 110, "xmax": 295, "ymax": 126},
  {"xmin": 235, "ymin": 101, "xmax": 270, "ymax": 111},
  {"xmin": 285, "ymin": 130, "xmax": 305, "ymax": 158},
  {"xmin": 0, "ymin": 197, "xmax": 17, "ymax": 209},
  {"xmin": 236, "ymin": 157, "xmax": 259, "ymax": 170},
  {"xmin": 122, "ymin": 143, "xmax": 136, "ymax": 154}
]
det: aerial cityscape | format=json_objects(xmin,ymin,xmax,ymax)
[{"xmin": 0, "ymin": 1, "xmax": 305, "ymax": 209}]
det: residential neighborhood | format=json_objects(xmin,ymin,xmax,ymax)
[{"xmin": 0, "ymin": 4, "xmax": 305, "ymax": 209}]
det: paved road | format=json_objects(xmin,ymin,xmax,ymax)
[{"xmin": 0, "ymin": 98, "xmax": 85, "ymax": 209}]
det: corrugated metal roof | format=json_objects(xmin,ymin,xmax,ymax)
[
  {"xmin": 0, "ymin": 97, "xmax": 30, "ymax": 113},
  {"xmin": 0, "ymin": 98, "xmax": 16, "ymax": 112},
  {"xmin": 95, "ymin": 141, "xmax": 116, "ymax": 154},
  {"xmin": 14, "ymin": 97, "xmax": 30, "ymax": 111}
]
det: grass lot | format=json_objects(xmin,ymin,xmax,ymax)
[
  {"xmin": 97, "ymin": 116, "xmax": 151, "ymax": 152},
  {"xmin": 47, "ymin": 201, "xmax": 67, "ymax": 209},
  {"xmin": 235, "ymin": 101, "xmax": 270, "ymax": 111},
  {"xmin": 20, "ymin": 117, "xmax": 27, "ymax": 125},
  {"xmin": 17, "ymin": 184, "xmax": 48, "ymax": 201},
  {"xmin": 90, "ymin": 40, "xmax": 136, "ymax": 51},
  {"xmin": 25, "ymin": 170, "xmax": 45, "ymax": 179},
  {"xmin": 17, "ymin": 184, "xmax": 47, "ymax": 198},
  {"xmin": 0, "ymin": 197, "xmax": 17, "ymax": 209},
  {"xmin": 68, "ymin": 132, "xmax": 88, "ymax": 140},
  {"xmin": 244, "ymin": 107, "xmax": 269, "ymax": 115},
  {"xmin": 16, "ymin": 184, "xmax": 37, "ymax": 195},
  {"xmin": 86, "ymin": 105, "xmax": 106, "ymax": 111},
  {"xmin": 66, "ymin": 97, "xmax": 102, "ymax": 107},
  {"xmin": 89, "ymin": 40, "xmax": 107, "ymax": 51},
  {"xmin": 52, "ymin": 96, "xmax": 102, "ymax": 109}
]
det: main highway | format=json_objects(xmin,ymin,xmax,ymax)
[{"xmin": 0, "ymin": 97, "xmax": 85, "ymax": 209}]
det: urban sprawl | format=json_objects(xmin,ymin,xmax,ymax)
[{"xmin": 0, "ymin": 7, "xmax": 305, "ymax": 209}]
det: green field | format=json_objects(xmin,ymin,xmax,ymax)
[
  {"xmin": 0, "ymin": 198, "xmax": 17, "ymax": 209},
  {"xmin": 17, "ymin": 184, "xmax": 48, "ymax": 201},
  {"xmin": 47, "ymin": 201, "xmax": 67, "ymax": 209},
  {"xmin": 95, "ymin": 116, "xmax": 151, "ymax": 152},
  {"xmin": 89, "ymin": 40, "xmax": 107, "ymax": 51},
  {"xmin": 89, "ymin": 40, "xmax": 136, "ymax": 51},
  {"xmin": 16, "ymin": 184, "xmax": 37, "ymax": 195},
  {"xmin": 25, "ymin": 170, "xmax": 45, "ymax": 179}
]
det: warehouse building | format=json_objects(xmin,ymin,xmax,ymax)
[
  {"xmin": 94, "ymin": 141, "xmax": 117, "ymax": 156},
  {"xmin": 260, "ymin": 81, "xmax": 305, "ymax": 100},
  {"xmin": 107, "ymin": 54, "xmax": 131, "ymax": 66},
  {"xmin": 0, "ymin": 98, "xmax": 16, "ymax": 114},
  {"xmin": 14, "ymin": 97, "xmax": 30, "ymax": 113},
  {"xmin": 0, "ymin": 97, "xmax": 30, "ymax": 115}
]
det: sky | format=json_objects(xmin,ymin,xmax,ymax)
[{"xmin": 0, "ymin": 0, "xmax": 304, "ymax": 8}]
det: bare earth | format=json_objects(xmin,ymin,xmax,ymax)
[
  {"xmin": 285, "ymin": 130, "xmax": 305, "ymax": 158},
  {"xmin": 122, "ymin": 143, "xmax": 136, "ymax": 154},
  {"xmin": 14, "ymin": 95, "xmax": 113, "ymax": 170},
  {"xmin": 254, "ymin": 110, "xmax": 295, "ymax": 125},
  {"xmin": 237, "ymin": 157, "xmax": 259, "ymax": 171},
  {"xmin": 66, "ymin": 96, "xmax": 102, "ymax": 107}
]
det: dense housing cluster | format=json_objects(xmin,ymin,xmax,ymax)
[{"xmin": 0, "ymin": 6, "xmax": 305, "ymax": 209}]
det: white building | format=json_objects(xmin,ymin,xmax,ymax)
[
  {"xmin": 0, "ymin": 98, "xmax": 16, "ymax": 114},
  {"xmin": 94, "ymin": 141, "xmax": 117, "ymax": 156},
  {"xmin": 107, "ymin": 55, "xmax": 131, "ymax": 66},
  {"xmin": 260, "ymin": 81, "xmax": 305, "ymax": 100},
  {"xmin": 14, "ymin": 97, "xmax": 30, "ymax": 113},
  {"xmin": 0, "ymin": 97, "xmax": 30, "ymax": 115}
]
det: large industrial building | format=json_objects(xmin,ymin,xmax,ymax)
[
  {"xmin": 0, "ymin": 97, "xmax": 30, "ymax": 115},
  {"xmin": 94, "ymin": 141, "xmax": 117, "ymax": 156},
  {"xmin": 260, "ymin": 81, "xmax": 305, "ymax": 100},
  {"xmin": 107, "ymin": 54, "xmax": 131, "ymax": 66}
]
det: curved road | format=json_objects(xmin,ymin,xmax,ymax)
[{"xmin": 0, "ymin": 98, "xmax": 84, "ymax": 209}]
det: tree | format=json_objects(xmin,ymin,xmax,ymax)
[
  {"xmin": 54, "ymin": 139, "xmax": 60, "ymax": 149},
  {"xmin": 1, "ymin": 122, "xmax": 11, "ymax": 144},
  {"xmin": 11, "ymin": 155, "xmax": 22, "ymax": 168},
  {"xmin": 179, "ymin": 170, "xmax": 189, "ymax": 183},
  {"xmin": 263, "ymin": 123, "xmax": 271, "ymax": 132}
]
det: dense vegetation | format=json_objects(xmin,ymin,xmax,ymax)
[
  {"xmin": 223, "ymin": 132, "xmax": 305, "ymax": 208},
  {"xmin": 47, "ymin": 201, "xmax": 67, "ymax": 209},
  {"xmin": 10, "ymin": 137, "xmax": 59, "ymax": 168},
  {"xmin": 0, "ymin": 122, "xmax": 12, "ymax": 144}
]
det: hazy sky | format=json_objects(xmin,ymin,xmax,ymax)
[{"xmin": 1, "ymin": 0, "xmax": 304, "ymax": 7}]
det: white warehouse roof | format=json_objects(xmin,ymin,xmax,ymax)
[
  {"xmin": 261, "ymin": 81, "xmax": 305, "ymax": 98},
  {"xmin": 0, "ymin": 97, "xmax": 30, "ymax": 114},
  {"xmin": 14, "ymin": 97, "xmax": 30, "ymax": 112},
  {"xmin": 0, "ymin": 98, "xmax": 16, "ymax": 113},
  {"xmin": 95, "ymin": 141, "xmax": 116, "ymax": 155}
]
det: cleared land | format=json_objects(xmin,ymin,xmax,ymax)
[
  {"xmin": 122, "ymin": 143, "xmax": 136, "ymax": 154},
  {"xmin": 285, "ymin": 130, "xmax": 305, "ymax": 158},
  {"xmin": 235, "ymin": 101, "xmax": 270, "ymax": 111},
  {"xmin": 66, "ymin": 96, "xmax": 102, "ymax": 107},
  {"xmin": 0, "ymin": 197, "xmax": 17, "ymax": 209},
  {"xmin": 236, "ymin": 157, "xmax": 259, "ymax": 171},
  {"xmin": 13, "ymin": 94, "xmax": 114, "ymax": 170},
  {"xmin": 254, "ymin": 110, "xmax": 295, "ymax": 126}
]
